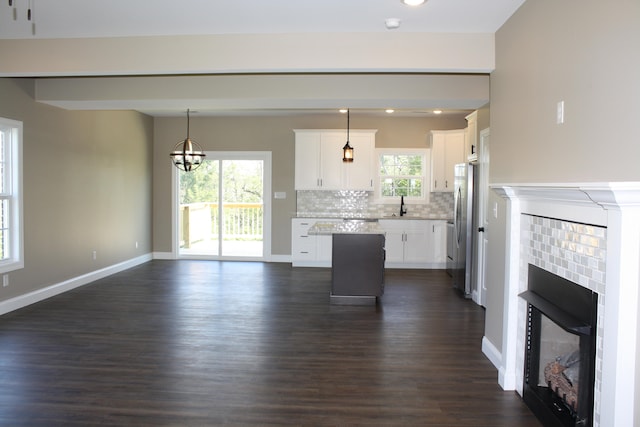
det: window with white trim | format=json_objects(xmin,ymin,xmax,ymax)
[
  {"xmin": 0, "ymin": 117, "xmax": 23, "ymax": 273},
  {"xmin": 376, "ymin": 148, "xmax": 429, "ymax": 202}
]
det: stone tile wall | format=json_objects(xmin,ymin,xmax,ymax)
[{"xmin": 296, "ymin": 190, "xmax": 453, "ymax": 219}]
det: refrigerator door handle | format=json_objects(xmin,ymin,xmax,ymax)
[{"xmin": 454, "ymin": 187, "xmax": 463, "ymax": 245}]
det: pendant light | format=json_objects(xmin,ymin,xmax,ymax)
[
  {"xmin": 170, "ymin": 109, "xmax": 206, "ymax": 172},
  {"xmin": 342, "ymin": 109, "xmax": 354, "ymax": 162}
]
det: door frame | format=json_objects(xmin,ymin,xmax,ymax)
[{"xmin": 171, "ymin": 151, "xmax": 272, "ymax": 261}]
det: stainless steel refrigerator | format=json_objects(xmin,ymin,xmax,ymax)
[{"xmin": 452, "ymin": 162, "xmax": 476, "ymax": 297}]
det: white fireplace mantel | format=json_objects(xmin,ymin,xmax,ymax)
[{"xmin": 489, "ymin": 182, "xmax": 640, "ymax": 427}]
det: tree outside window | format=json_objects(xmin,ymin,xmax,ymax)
[{"xmin": 379, "ymin": 153, "xmax": 425, "ymax": 198}]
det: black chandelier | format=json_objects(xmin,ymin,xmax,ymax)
[{"xmin": 169, "ymin": 109, "xmax": 206, "ymax": 172}]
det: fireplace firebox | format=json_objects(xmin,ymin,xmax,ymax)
[{"xmin": 520, "ymin": 264, "xmax": 598, "ymax": 427}]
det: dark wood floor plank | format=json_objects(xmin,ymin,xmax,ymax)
[{"xmin": 0, "ymin": 261, "xmax": 540, "ymax": 426}]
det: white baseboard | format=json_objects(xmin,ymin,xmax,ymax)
[
  {"xmin": 384, "ymin": 262, "xmax": 447, "ymax": 269},
  {"xmin": 483, "ymin": 335, "xmax": 518, "ymax": 392},
  {"xmin": 0, "ymin": 253, "xmax": 153, "ymax": 316},
  {"xmin": 153, "ymin": 252, "xmax": 292, "ymax": 263},
  {"xmin": 152, "ymin": 251, "xmax": 175, "ymax": 260},
  {"xmin": 482, "ymin": 336, "xmax": 502, "ymax": 371}
]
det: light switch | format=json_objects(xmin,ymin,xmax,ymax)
[{"xmin": 274, "ymin": 192, "xmax": 286, "ymax": 199}]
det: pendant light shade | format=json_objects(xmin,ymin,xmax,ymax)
[
  {"xmin": 342, "ymin": 109, "xmax": 354, "ymax": 162},
  {"xmin": 170, "ymin": 109, "xmax": 206, "ymax": 172}
]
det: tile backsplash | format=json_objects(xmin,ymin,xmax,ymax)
[{"xmin": 296, "ymin": 190, "xmax": 453, "ymax": 219}]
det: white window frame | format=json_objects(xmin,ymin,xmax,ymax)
[
  {"xmin": 0, "ymin": 117, "xmax": 24, "ymax": 274},
  {"xmin": 374, "ymin": 148, "xmax": 430, "ymax": 204}
]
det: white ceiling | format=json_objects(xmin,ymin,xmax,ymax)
[
  {"xmin": 1, "ymin": 0, "xmax": 525, "ymax": 117},
  {"xmin": 0, "ymin": 0, "xmax": 525, "ymax": 39}
]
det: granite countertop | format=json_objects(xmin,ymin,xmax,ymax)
[
  {"xmin": 295, "ymin": 213, "xmax": 452, "ymax": 221},
  {"xmin": 308, "ymin": 220, "xmax": 385, "ymax": 235}
]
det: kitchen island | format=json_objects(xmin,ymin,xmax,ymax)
[{"xmin": 308, "ymin": 220, "xmax": 385, "ymax": 305}]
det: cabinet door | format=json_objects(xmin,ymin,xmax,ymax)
[
  {"xmin": 379, "ymin": 220, "xmax": 404, "ymax": 264},
  {"xmin": 294, "ymin": 132, "xmax": 321, "ymax": 190},
  {"xmin": 430, "ymin": 132, "xmax": 446, "ymax": 192},
  {"xmin": 345, "ymin": 132, "xmax": 375, "ymax": 190},
  {"xmin": 465, "ymin": 111, "xmax": 478, "ymax": 162},
  {"xmin": 403, "ymin": 221, "xmax": 430, "ymax": 264},
  {"xmin": 444, "ymin": 131, "xmax": 465, "ymax": 191},
  {"xmin": 318, "ymin": 132, "xmax": 345, "ymax": 190},
  {"xmin": 317, "ymin": 235, "xmax": 333, "ymax": 263},
  {"xmin": 431, "ymin": 130, "xmax": 465, "ymax": 193},
  {"xmin": 426, "ymin": 220, "xmax": 447, "ymax": 263},
  {"xmin": 291, "ymin": 219, "xmax": 317, "ymax": 261}
]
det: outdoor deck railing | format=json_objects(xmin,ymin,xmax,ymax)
[{"xmin": 180, "ymin": 202, "xmax": 263, "ymax": 248}]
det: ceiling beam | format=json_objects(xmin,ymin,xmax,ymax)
[{"xmin": 0, "ymin": 32, "xmax": 494, "ymax": 77}]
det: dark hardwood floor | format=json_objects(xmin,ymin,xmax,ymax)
[{"xmin": 0, "ymin": 261, "xmax": 540, "ymax": 426}]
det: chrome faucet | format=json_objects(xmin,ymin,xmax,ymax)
[{"xmin": 400, "ymin": 195, "xmax": 407, "ymax": 216}]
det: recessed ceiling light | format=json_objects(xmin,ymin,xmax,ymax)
[
  {"xmin": 433, "ymin": 109, "xmax": 442, "ymax": 115},
  {"xmin": 385, "ymin": 109, "xmax": 395, "ymax": 114},
  {"xmin": 401, "ymin": 0, "xmax": 426, "ymax": 6}
]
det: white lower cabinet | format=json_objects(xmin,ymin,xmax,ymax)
[
  {"xmin": 292, "ymin": 218, "xmax": 447, "ymax": 269},
  {"xmin": 379, "ymin": 219, "xmax": 447, "ymax": 269},
  {"xmin": 291, "ymin": 218, "xmax": 338, "ymax": 267}
]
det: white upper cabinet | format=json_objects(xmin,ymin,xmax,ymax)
[
  {"xmin": 465, "ymin": 111, "xmax": 478, "ymax": 162},
  {"xmin": 294, "ymin": 131, "xmax": 322, "ymax": 190},
  {"xmin": 294, "ymin": 129, "xmax": 376, "ymax": 191},
  {"xmin": 430, "ymin": 129, "xmax": 465, "ymax": 193},
  {"xmin": 345, "ymin": 132, "xmax": 375, "ymax": 190}
]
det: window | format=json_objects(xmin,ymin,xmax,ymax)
[
  {"xmin": 377, "ymin": 149, "xmax": 429, "ymax": 201},
  {"xmin": 0, "ymin": 118, "xmax": 23, "ymax": 273}
]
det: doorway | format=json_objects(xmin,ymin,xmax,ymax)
[
  {"xmin": 474, "ymin": 128, "xmax": 490, "ymax": 307},
  {"xmin": 174, "ymin": 151, "xmax": 272, "ymax": 261}
]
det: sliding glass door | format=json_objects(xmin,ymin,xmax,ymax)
[{"xmin": 176, "ymin": 152, "xmax": 271, "ymax": 260}]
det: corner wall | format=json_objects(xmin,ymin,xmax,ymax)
[{"xmin": 0, "ymin": 78, "xmax": 153, "ymax": 302}]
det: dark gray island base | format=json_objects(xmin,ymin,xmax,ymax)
[{"xmin": 330, "ymin": 233, "xmax": 385, "ymax": 305}]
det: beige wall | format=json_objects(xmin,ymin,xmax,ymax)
[
  {"xmin": 0, "ymin": 78, "xmax": 153, "ymax": 301},
  {"xmin": 491, "ymin": 1, "xmax": 640, "ymax": 184},
  {"xmin": 485, "ymin": 0, "xmax": 640, "ymax": 395},
  {"xmin": 153, "ymin": 114, "xmax": 467, "ymax": 255}
]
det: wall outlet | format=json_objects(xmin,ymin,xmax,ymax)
[
  {"xmin": 92, "ymin": 250, "xmax": 97, "ymax": 260},
  {"xmin": 556, "ymin": 100, "xmax": 565, "ymax": 124},
  {"xmin": 135, "ymin": 241, "xmax": 139, "ymax": 249},
  {"xmin": 2, "ymin": 275, "xmax": 8, "ymax": 287}
]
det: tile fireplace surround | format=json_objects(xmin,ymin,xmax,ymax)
[{"xmin": 486, "ymin": 182, "xmax": 640, "ymax": 427}]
